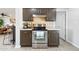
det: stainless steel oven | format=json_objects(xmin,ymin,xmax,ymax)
[{"xmin": 32, "ymin": 31, "xmax": 48, "ymax": 48}]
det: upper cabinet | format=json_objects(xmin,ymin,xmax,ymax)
[
  {"xmin": 23, "ymin": 8, "xmax": 56, "ymax": 21},
  {"xmin": 32, "ymin": 8, "xmax": 47, "ymax": 15},
  {"xmin": 46, "ymin": 8, "xmax": 56, "ymax": 21},
  {"xmin": 23, "ymin": 8, "xmax": 32, "ymax": 21}
]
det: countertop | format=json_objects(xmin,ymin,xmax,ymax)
[
  {"xmin": 20, "ymin": 29, "xmax": 32, "ymax": 30},
  {"xmin": 20, "ymin": 29, "xmax": 60, "ymax": 30},
  {"xmin": 47, "ymin": 29, "xmax": 60, "ymax": 30}
]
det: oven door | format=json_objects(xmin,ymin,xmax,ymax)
[
  {"xmin": 35, "ymin": 31, "xmax": 45, "ymax": 40},
  {"xmin": 32, "ymin": 31, "xmax": 47, "ymax": 44}
]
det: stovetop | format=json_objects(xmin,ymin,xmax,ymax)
[{"xmin": 32, "ymin": 27, "xmax": 47, "ymax": 31}]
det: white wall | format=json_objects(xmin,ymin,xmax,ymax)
[
  {"xmin": 56, "ymin": 8, "xmax": 79, "ymax": 48},
  {"xmin": 46, "ymin": 21, "xmax": 55, "ymax": 30},
  {"xmin": 15, "ymin": 8, "xmax": 23, "ymax": 48},
  {"xmin": 0, "ymin": 8, "xmax": 15, "ymax": 17},
  {"xmin": 66, "ymin": 8, "xmax": 79, "ymax": 48},
  {"xmin": 56, "ymin": 9, "xmax": 66, "ymax": 40}
]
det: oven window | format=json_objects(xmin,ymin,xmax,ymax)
[{"xmin": 35, "ymin": 31, "xmax": 45, "ymax": 40}]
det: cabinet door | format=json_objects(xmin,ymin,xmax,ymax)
[
  {"xmin": 46, "ymin": 8, "xmax": 56, "ymax": 21},
  {"xmin": 37, "ymin": 8, "xmax": 47, "ymax": 15},
  {"xmin": 48, "ymin": 30, "xmax": 59, "ymax": 47},
  {"xmin": 32, "ymin": 8, "xmax": 47, "ymax": 15},
  {"xmin": 23, "ymin": 8, "xmax": 32, "ymax": 21},
  {"xmin": 20, "ymin": 30, "xmax": 32, "ymax": 47}
]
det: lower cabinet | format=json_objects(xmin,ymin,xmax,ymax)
[
  {"xmin": 48, "ymin": 30, "xmax": 59, "ymax": 47},
  {"xmin": 20, "ymin": 30, "xmax": 59, "ymax": 47},
  {"xmin": 20, "ymin": 30, "xmax": 32, "ymax": 47}
]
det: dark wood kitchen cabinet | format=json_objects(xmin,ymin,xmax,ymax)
[
  {"xmin": 20, "ymin": 30, "xmax": 32, "ymax": 47},
  {"xmin": 23, "ymin": 8, "xmax": 47, "ymax": 21},
  {"xmin": 32, "ymin": 8, "xmax": 56, "ymax": 21},
  {"xmin": 23, "ymin": 8, "xmax": 56, "ymax": 21},
  {"xmin": 46, "ymin": 8, "xmax": 56, "ymax": 21},
  {"xmin": 33, "ymin": 8, "xmax": 47, "ymax": 15},
  {"xmin": 48, "ymin": 30, "xmax": 59, "ymax": 47},
  {"xmin": 23, "ymin": 8, "xmax": 32, "ymax": 21}
]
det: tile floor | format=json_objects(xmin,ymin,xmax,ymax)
[{"xmin": 0, "ymin": 34, "xmax": 79, "ymax": 51}]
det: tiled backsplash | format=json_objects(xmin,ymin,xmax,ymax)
[
  {"xmin": 23, "ymin": 21, "xmax": 55, "ymax": 29},
  {"xmin": 46, "ymin": 21, "xmax": 55, "ymax": 30}
]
